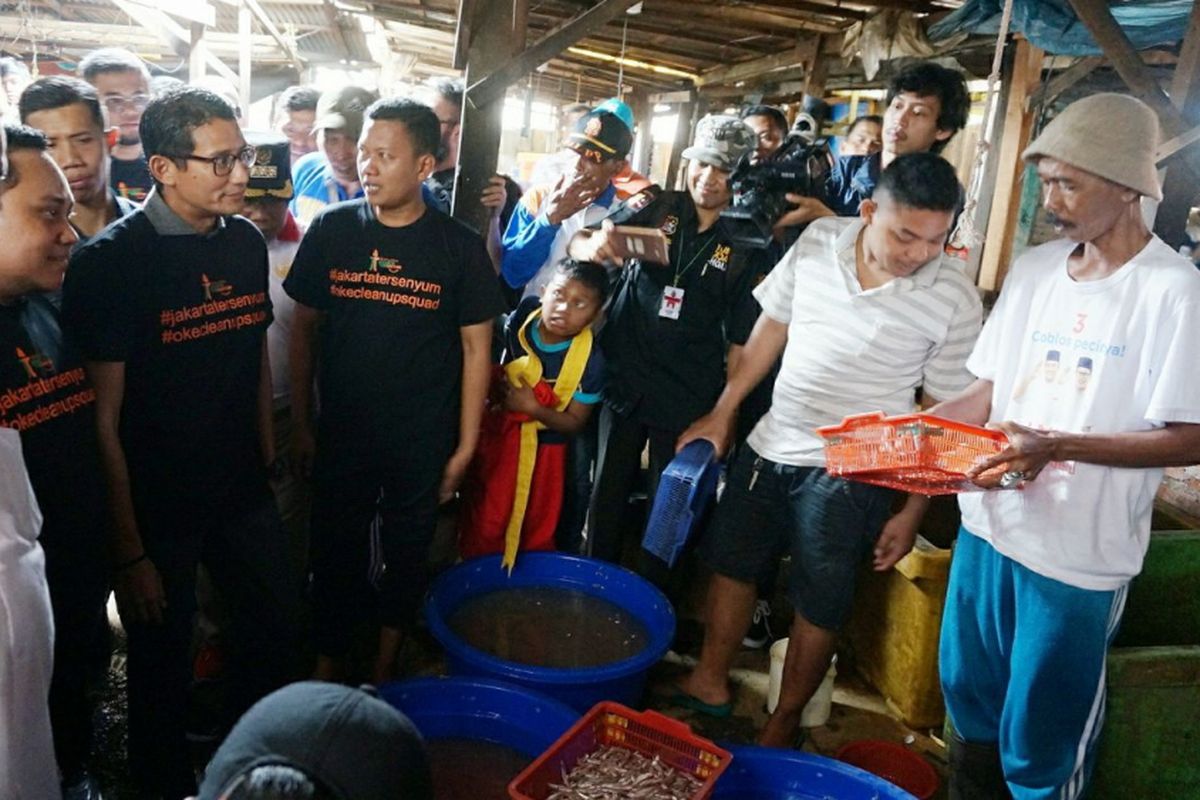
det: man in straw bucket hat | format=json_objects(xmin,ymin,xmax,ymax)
[{"xmin": 930, "ymin": 92, "xmax": 1200, "ymax": 798}]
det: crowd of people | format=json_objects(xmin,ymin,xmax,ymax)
[{"xmin": 0, "ymin": 43, "xmax": 1197, "ymax": 800}]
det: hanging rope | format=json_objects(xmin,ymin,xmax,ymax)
[
  {"xmin": 616, "ymin": 16, "xmax": 629, "ymax": 97},
  {"xmin": 948, "ymin": 0, "xmax": 1017, "ymax": 251}
]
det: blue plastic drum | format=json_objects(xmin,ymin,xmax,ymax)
[
  {"xmin": 425, "ymin": 553, "xmax": 676, "ymax": 712},
  {"xmin": 713, "ymin": 744, "xmax": 918, "ymax": 800},
  {"xmin": 377, "ymin": 677, "xmax": 578, "ymax": 755}
]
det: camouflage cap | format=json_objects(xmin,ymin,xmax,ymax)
[{"xmin": 681, "ymin": 114, "xmax": 755, "ymax": 172}]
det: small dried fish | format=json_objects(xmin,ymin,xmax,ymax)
[{"xmin": 546, "ymin": 745, "xmax": 704, "ymax": 800}]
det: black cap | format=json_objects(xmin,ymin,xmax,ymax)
[
  {"xmin": 565, "ymin": 110, "xmax": 633, "ymax": 162},
  {"xmin": 197, "ymin": 682, "xmax": 433, "ymax": 800},
  {"xmin": 244, "ymin": 131, "xmax": 292, "ymax": 200}
]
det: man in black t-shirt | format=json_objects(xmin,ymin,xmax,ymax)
[
  {"xmin": 0, "ymin": 124, "xmax": 113, "ymax": 800},
  {"xmin": 568, "ymin": 115, "xmax": 762, "ymax": 592},
  {"xmin": 62, "ymin": 87, "xmax": 300, "ymax": 800},
  {"xmin": 286, "ymin": 98, "xmax": 504, "ymax": 685},
  {"xmin": 79, "ymin": 48, "xmax": 154, "ymax": 203}
]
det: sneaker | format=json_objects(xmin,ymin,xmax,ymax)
[{"xmin": 742, "ymin": 599, "xmax": 773, "ymax": 649}]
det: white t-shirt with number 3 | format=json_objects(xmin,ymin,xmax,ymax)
[{"xmin": 959, "ymin": 235, "xmax": 1200, "ymax": 590}]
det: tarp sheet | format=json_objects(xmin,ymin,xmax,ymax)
[{"xmin": 928, "ymin": 0, "xmax": 1194, "ymax": 56}]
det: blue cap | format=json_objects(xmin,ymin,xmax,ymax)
[{"xmin": 594, "ymin": 97, "xmax": 635, "ymax": 132}]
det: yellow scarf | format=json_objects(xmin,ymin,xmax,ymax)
[{"xmin": 500, "ymin": 308, "xmax": 592, "ymax": 572}]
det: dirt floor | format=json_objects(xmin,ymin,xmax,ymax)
[{"xmin": 92, "ymin": 602, "xmax": 948, "ymax": 800}]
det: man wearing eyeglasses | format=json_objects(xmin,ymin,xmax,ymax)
[
  {"xmin": 78, "ymin": 48, "xmax": 154, "ymax": 204},
  {"xmin": 62, "ymin": 86, "xmax": 300, "ymax": 800}
]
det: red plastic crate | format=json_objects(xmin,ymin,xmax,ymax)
[
  {"xmin": 508, "ymin": 702, "xmax": 732, "ymax": 800},
  {"xmin": 817, "ymin": 411, "xmax": 1009, "ymax": 496}
]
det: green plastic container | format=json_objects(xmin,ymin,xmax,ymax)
[{"xmin": 1091, "ymin": 530, "xmax": 1200, "ymax": 797}]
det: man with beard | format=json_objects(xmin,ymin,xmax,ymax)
[
  {"xmin": 931, "ymin": 94, "xmax": 1200, "ymax": 799},
  {"xmin": 567, "ymin": 115, "xmax": 763, "ymax": 594},
  {"xmin": 78, "ymin": 48, "xmax": 153, "ymax": 203},
  {"xmin": 62, "ymin": 87, "xmax": 300, "ymax": 799}
]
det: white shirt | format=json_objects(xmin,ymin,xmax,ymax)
[
  {"xmin": 266, "ymin": 236, "xmax": 302, "ymax": 408},
  {"xmin": 959, "ymin": 235, "xmax": 1200, "ymax": 590},
  {"xmin": 747, "ymin": 217, "xmax": 982, "ymax": 466},
  {"xmin": 0, "ymin": 428, "xmax": 61, "ymax": 800}
]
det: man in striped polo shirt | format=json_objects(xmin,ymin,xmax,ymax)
[{"xmin": 672, "ymin": 153, "xmax": 982, "ymax": 748}]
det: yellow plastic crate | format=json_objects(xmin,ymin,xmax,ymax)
[{"xmin": 846, "ymin": 534, "xmax": 950, "ymax": 729}]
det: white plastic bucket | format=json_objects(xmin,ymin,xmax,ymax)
[{"xmin": 766, "ymin": 637, "xmax": 837, "ymax": 727}]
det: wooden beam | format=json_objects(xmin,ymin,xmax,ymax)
[
  {"xmin": 113, "ymin": 0, "xmax": 239, "ymax": 84},
  {"xmin": 803, "ymin": 41, "xmax": 829, "ymax": 99},
  {"xmin": 1157, "ymin": 123, "xmax": 1200, "ymax": 164},
  {"xmin": 243, "ymin": 0, "xmax": 304, "ymax": 72},
  {"xmin": 238, "ymin": 0, "xmax": 251, "ymax": 121},
  {"xmin": 1067, "ymin": 0, "xmax": 1200, "ymax": 176},
  {"xmin": 1025, "ymin": 55, "xmax": 1102, "ymax": 112},
  {"xmin": 978, "ymin": 38, "xmax": 1044, "ymax": 292},
  {"xmin": 663, "ymin": 100, "xmax": 695, "ymax": 190},
  {"xmin": 189, "ymin": 21, "xmax": 207, "ymax": 81},
  {"xmin": 466, "ymin": 0, "xmax": 643, "ymax": 108},
  {"xmin": 642, "ymin": 0, "xmax": 843, "ymax": 35},
  {"xmin": 453, "ymin": 0, "xmax": 513, "ymax": 232},
  {"xmin": 629, "ymin": 89, "xmax": 654, "ymax": 176},
  {"xmin": 1155, "ymin": 0, "xmax": 1200, "ymax": 247},
  {"xmin": 696, "ymin": 36, "xmax": 819, "ymax": 88},
  {"xmin": 321, "ymin": 0, "xmax": 354, "ymax": 62},
  {"xmin": 451, "ymin": 0, "xmax": 474, "ymax": 70},
  {"xmin": 513, "ymin": 0, "xmax": 529, "ymax": 54}
]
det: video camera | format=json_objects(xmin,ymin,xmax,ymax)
[{"xmin": 721, "ymin": 126, "xmax": 833, "ymax": 250}]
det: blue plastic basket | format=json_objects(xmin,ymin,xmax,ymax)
[
  {"xmin": 712, "ymin": 744, "xmax": 918, "ymax": 800},
  {"xmin": 642, "ymin": 439, "xmax": 721, "ymax": 568},
  {"xmin": 377, "ymin": 677, "xmax": 579, "ymax": 756},
  {"xmin": 425, "ymin": 553, "xmax": 675, "ymax": 712}
]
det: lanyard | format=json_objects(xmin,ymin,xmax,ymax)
[{"xmin": 673, "ymin": 225, "xmax": 719, "ymax": 287}]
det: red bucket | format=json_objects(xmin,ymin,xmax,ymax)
[{"xmin": 835, "ymin": 739, "xmax": 940, "ymax": 799}]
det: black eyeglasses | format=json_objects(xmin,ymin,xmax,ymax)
[{"xmin": 170, "ymin": 145, "xmax": 256, "ymax": 176}]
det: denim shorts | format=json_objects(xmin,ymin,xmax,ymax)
[{"xmin": 701, "ymin": 445, "xmax": 896, "ymax": 630}]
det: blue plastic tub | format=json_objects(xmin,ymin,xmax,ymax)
[
  {"xmin": 425, "ymin": 553, "xmax": 675, "ymax": 712},
  {"xmin": 713, "ymin": 745, "xmax": 917, "ymax": 800},
  {"xmin": 377, "ymin": 677, "xmax": 578, "ymax": 756}
]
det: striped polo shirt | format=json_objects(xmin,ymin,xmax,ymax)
[{"xmin": 747, "ymin": 216, "xmax": 982, "ymax": 467}]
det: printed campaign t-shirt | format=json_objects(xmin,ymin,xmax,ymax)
[
  {"xmin": 62, "ymin": 191, "xmax": 273, "ymax": 523},
  {"xmin": 110, "ymin": 154, "xmax": 153, "ymax": 203},
  {"xmin": 0, "ymin": 296, "xmax": 107, "ymax": 560},
  {"xmin": 284, "ymin": 200, "xmax": 506, "ymax": 452},
  {"xmin": 503, "ymin": 295, "xmax": 605, "ymax": 444},
  {"xmin": 959, "ymin": 236, "xmax": 1200, "ymax": 590}
]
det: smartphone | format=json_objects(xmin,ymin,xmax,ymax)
[{"xmin": 609, "ymin": 225, "xmax": 670, "ymax": 264}]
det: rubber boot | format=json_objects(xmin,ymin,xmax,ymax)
[{"xmin": 948, "ymin": 733, "xmax": 1011, "ymax": 800}]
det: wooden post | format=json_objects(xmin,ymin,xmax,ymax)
[
  {"xmin": 1154, "ymin": 0, "xmax": 1200, "ymax": 248},
  {"xmin": 453, "ymin": 0, "xmax": 514, "ymax": 233},
  {"xmin": 238, "ymin": 1, "xmax": 251, "ymax": 121},
  {"xmin": 629, "ymin": 89, "xmax": 654, "ymax": 176},
  {"xmin": 977, "ymin": 38, "xmax": 1044, "ymax": 292},
  {"xmin": 663, "ymin": 99, "xmax": 694, "ymax": 190},
  {"xmin": 189, "ymin": 21, "xmax": 206, "ymax": 82}
]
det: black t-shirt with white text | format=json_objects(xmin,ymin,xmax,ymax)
[
  {"xmin": 110, "ymin": 155, "xmax": 153, "ymax": 203},
  {"xmin": 284, "ymin": 200, "xmax": 506, "ymax": 456},
  {"xmin": 602, "ymin": 190, "xmax": 763, "ymax": 431},
  {"xmin": 0, "ymin": 297, "xmax": 107, "ymax": 562},
  {"xmin": 62, "ymin": 210, "xmax": 273, "ymax": 525}
]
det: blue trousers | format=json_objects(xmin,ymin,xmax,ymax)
[{"xmin": 940, "ymin": 529, "xmax": 1128, "ymax": 800}]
